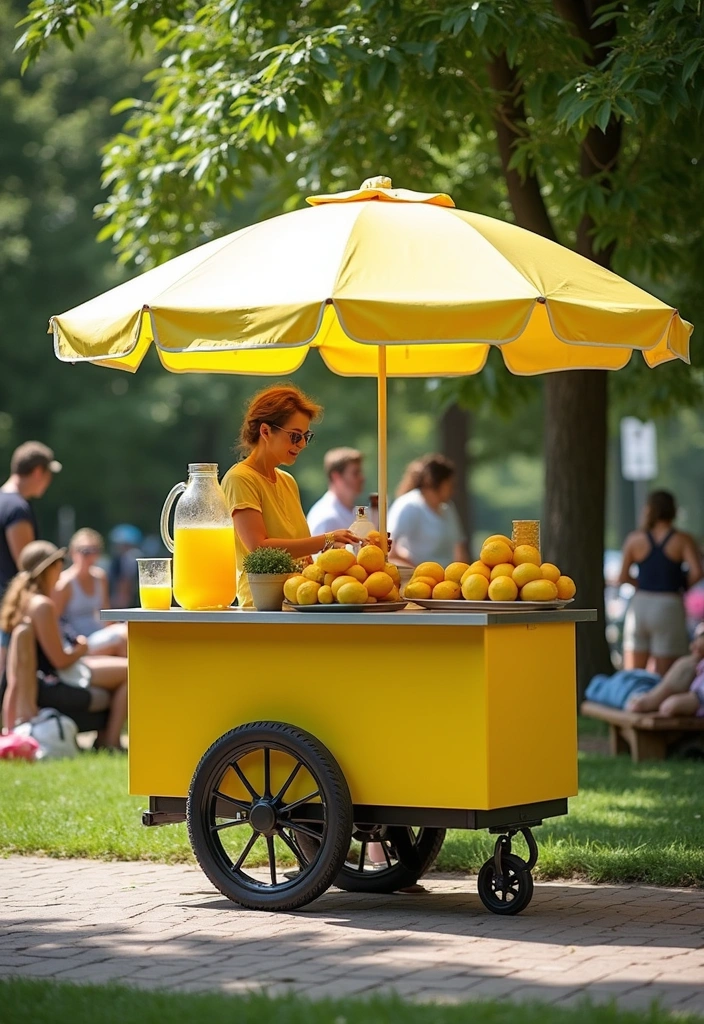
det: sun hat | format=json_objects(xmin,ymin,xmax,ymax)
[{"xmin": 18, "ymin": 540, "xmax": 67, "ymax": 580}]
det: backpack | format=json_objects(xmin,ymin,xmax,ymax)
[{"xmin": 14, "ymin": 708, "xmax": 79, "ymax": 760}]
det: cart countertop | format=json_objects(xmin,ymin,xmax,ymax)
[{"xmin": 103, "ymin": 607, "xmax": 597, "ymax": 627}]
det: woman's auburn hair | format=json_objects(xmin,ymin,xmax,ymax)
[
  {"xmin": 239, "ymin": 384, "xmax": 322, "ymax": 451},
  {"xmin": 0, "ymin": 572, "xmax": 40, "ymax": 634}
]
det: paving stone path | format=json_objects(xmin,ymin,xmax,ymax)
[{"xmin": 1, "ymin": 857, "xmax": 703, "ymax": 1010}]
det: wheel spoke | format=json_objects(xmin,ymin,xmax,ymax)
[
  {"xmin": 286, "ymin": 819, "xmax": 327, "ymax": 841},
  {"xmin": 282, "ymin": 789, "xmax": 321, "ymax": 813},
  {"xmin": 213, "ymin": 790, "xmax": 250, "ymax": 814},
  {"xmin": 266, "ymin": 836, "xmax": 277, "ymax": 885},
  {"xmin": 232, "ymin": 830, "xmax": 258, "ymax": 872},
  {"xmin": 357, "ymin": 841, "xmax": 367, "ymax": 872},
  {"xmin": 381, "ymin": 840, "xmax": 393, "ymax": 868},
  {"xmin": 273, "ymin": 760, "xmax": 302, "ymax": 805},
  {"xmin": 211, "ymin": 817, "xmax": 249, "ymax": 833},
  {"xmin": 231, "ymin": 761, "xmax": 260, "ymax": 801},
  {"xmin": 278, "ymin": 828, "xmax": 310, "ymax": 869},
  {"xmin": 263, "ymin": 747, "xmax": 271, "ymax": 799}
]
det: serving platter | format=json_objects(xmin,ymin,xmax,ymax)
[
  {"xmin": 407, "ymin": 598, "xmax": 575, "ymax": 612},
  {"xmin": 284, "ymin": 600, "xmax": 408, "ymax": 614}
]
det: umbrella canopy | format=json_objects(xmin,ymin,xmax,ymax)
[{"xmin": 51, "ymin": 178, "xmax": 691, "ymax": 377}]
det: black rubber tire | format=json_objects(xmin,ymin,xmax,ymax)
[
  {"xmin": 477, "ymin": 852, "xmax": 534, "ymax": 916},
  {"xmin": 187, "ymin": 721, "xmax": 352, "ymax": 911},
  {"xmin": 298, "ymin": 826, "xmax": 446, "ymax": 894}
]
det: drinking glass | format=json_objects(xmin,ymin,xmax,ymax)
[
  {"xmin": 137, "ymin": 558, "xmax": 172, "ymax": 610},
  {"xmin": 512, "ymin": 520, "xmax": 541, "ymax": 553}
]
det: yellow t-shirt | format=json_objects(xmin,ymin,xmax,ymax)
[{"xmin": 221, "ymin": 461, "xmax": 310, "ymax": 608}]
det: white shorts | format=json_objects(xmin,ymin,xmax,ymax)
[
  {"xmin": 57, "ymin": 659, "xmax": 92, "ymax": 689},
  {"xmin": 86, "ymin": 624, "xmax": 125, "ymax": 653},
  {"xmin": 622, "ymin": 591, "xmax": 689, "ymax": 658}
]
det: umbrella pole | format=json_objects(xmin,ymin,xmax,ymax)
[{"xmin": 378, "ymin": 346, "xmax": 388, "ymax": 555}]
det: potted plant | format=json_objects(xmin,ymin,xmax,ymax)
[{"xmin": 243, "ymin": 547, "xmax": 299, "ymax": 611}]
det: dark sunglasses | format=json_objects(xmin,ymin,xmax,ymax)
[
  {"xmin": 75, "ymin": 546, "xmax": 101, "ymax": 556},
  {"xmin": 269, "ymin": 424, "xmax": 315, "ymax": 446}
]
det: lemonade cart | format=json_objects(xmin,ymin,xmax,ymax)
[
  {"xmin": 106, "ymin": 602, "xmax": 595, "ymax": 914},
  {"xmin": 52, "ymin": 176, "xmax": 691, "ymax": 915}
]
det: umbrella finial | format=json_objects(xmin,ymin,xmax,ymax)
[{"xmin": 360, "ymin": 175, "xmax": 392, "ymax": 190}]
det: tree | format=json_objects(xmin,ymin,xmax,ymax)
[{"xmin": 17, "ymin": 0, "xmax": 704, "ymax": 689}]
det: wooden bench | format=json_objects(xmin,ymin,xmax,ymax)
[{"xmin": 581, "ymin": 700, "xmax": 704, "ymax": 762}]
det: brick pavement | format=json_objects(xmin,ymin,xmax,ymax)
[{"xmin": 1, "ymin": 856, "xmax": 703, "ymax": 1010}]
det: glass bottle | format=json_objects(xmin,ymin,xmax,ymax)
[
  {"xmin": 349, "ymin": 506, "xmax": 375, "ymax": 544},
  {"xmin": 160, "ymin": 464, "xmax": 236, "ymax": 610}
]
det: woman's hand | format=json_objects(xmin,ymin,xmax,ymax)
[
  {"xmin": 333, "ymin": 529, "xmax": 359, "ymax": 547},
  {"xmin": 73, "ymin": 637, "xmax": 89, "ymax": 657}
]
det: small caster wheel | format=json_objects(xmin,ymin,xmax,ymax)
[{"xmin": 477, "ymin": 852, "xmax": 534, "ymax": 915}]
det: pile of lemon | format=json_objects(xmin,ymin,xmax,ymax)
[
  {"xmin": 284, "ymin": 536, "xmax": 401, "ymax": 606},
  {"xmin": 404, "ymin": 534, "xmax": 576, "ymax": 603}
]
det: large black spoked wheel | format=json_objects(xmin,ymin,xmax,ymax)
[
  {"xmin": 298, "ymin": 825, "xmax": 446, "ymax": 894},
  {"xmin": 187, "ymin": 721, "xmax": 352, "ymax": 911},
  {"xmin": 477, "ymin": 852, "xmax": 534, "ymax": 916}
]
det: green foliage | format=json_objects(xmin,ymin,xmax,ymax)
[{"xmin": 242, "ymin": 546, "xmax": 299, "ymax": 575}]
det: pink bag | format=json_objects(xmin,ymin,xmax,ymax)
[{"xmin": 0, "ymin": 732, "xmax": 40, "ymax": 761}]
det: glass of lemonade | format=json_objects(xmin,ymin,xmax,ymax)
[{"xmin": 137, "ymin": 558, "xmax": 173, "ymax": 610}]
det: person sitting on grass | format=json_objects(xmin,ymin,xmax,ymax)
[
  {"xmin": 0, "ymin": 541, "xmax": 128, "ymax": 751},
  {"xmin": 626, "ymin": 621, "xmax": 704, "ymax": 717},
  {"xmin": 53, "ymin": 528, "xmax": 127, "ymax": 656}
]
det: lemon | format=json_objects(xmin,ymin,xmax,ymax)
[
  {"xmin": 283, "ymin": 575, "xmax": 306, "ymax": 603},
  {"xmin": 556, "ymin": 575, "xmax": 576, "ymax": 599},
  {"xmin": 302, "ymin": 563, "xmax": 325, "ymax": 584},
  {"xmin": 337, "ymin": 580, "xmax": 368, "ymax": 604},
  {"xmin": 444, "ymin": 561, "xmax": 470, "ymax": 584},
  {"xmin": 317, "ymin": 585, "xmax": 334, "ymax": 604},
  {"xmin": 480, "ymin": 540, "xmax": 513, "ymax": 567},
  {"xmin": 296, "ymin": 580, "xmax": 321, "ymax": 605},
  {"xmin": 387, "ymin": 585, "xmax": 400, "ymax": 603},
  {"xmin": 366, "ymin": 595, "xmax": 378, "ymax": 604},
  {"xmin": 366, "ymin": 530, "xmax": 382, "ymax": 547},
  {"xmin": 540, "ymin": 563, "xmax": 561, "ymax": 583},
  {"xmin": 483, "ymin": 533, "xmax": 515, "ymax": 551},
  {"xmin": 461, "ymin": 574, "xmax": 489, "ymax": 601},
  {"xmin": 366, "ymin": 571, "xmax": 394, "ymax": 599},
  {"xmin": 347, "ymin": 564, "xmax": 368, "ymax": 584},
  {"xmin": 413, "ymin": 561, "xmax": 445, "ymax": 584},
  {"xmin": 520, "ymin": 579, "xmax": 558, "ymax": 602},
  {"xmin": 384, "ymin": 563, "xmax": 401, "ymax": 587},
  {"xmin": 490, "ymin": 562, "xmax": 514, "ymax": 580},
  {"xmin": 512, "ymin": 562, "xmax": 543, "ymax": 588},
  {"xmin": 331, "ymin": 574, "xmax": 359, "ymax": 598},
  {"xmin": 405, "ymin": 580, "xmax": 433, "ymax": 600},
  {"xmin": 461, "ymin": 561, "xmax": 491, "ymax": 583},
  {"xmin": 357, "ymin": 545, "xmax": 386, "ymax": 574},
  {"xmin": 513, "ymin": 544, "xmax": 541, "ymax": 567},
  {"xmin": 433, "ymin": 580, "xmax": 461, "ymax": 600},
  {"xmin": 488, "ymin": 576, "xmax": 518, "ymax": 601},
  {"xmin": 318, "ymin": 548, "xmax": 356, "ymax": 574},
  {"xmin": 324, "ymin": 572, "xmax": 340, "ymax": 587},
  {"xmin": 413, "ymin": 575, "xmax": 440, "ymax": 591}
]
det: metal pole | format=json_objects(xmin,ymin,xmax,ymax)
[{"xmin": 377, "ymin": 346, "xmax": 388, "ymax": 554}]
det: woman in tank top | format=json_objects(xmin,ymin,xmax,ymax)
[
  {"xmin": 619, "ymin": 490, "xmax": 703, "ymax": 674},
  {"xmin": 53, "ymin": 529, "xmax": 127, "ymax": 656}
]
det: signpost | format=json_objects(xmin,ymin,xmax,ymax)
[{"xmin": 620, "ymin": 417, "xmax": 658, "ymax": 528}]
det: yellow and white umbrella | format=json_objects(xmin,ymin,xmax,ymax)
[{"xmin": 50, "ymin": 176, "xmax": 693, "ymax": 542}]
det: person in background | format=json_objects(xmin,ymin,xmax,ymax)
[
  {"xmin": 222, "ymin": 385, "xmax": 357, "ymax": 608},
  {"xmin": 620, "ymin": 490, "xmax": 703, "ymax": 676},
  {"xmin": 626, "ymin": 621, "xmax": 704, "ymax": 717},
  {"xmin": 108, "ymin": 524, "xmax": 143, "ymax": 608},
  {"xmin": 388, "ymin": 454, "xmax": 470, "ymax": 568},
  {"xmin": 307, "ymin": 448, "xmax": 366, "ymax": 535},
  {"xmin": 54, "ymin": 528, "xmax": 127, "ymax": 656}
]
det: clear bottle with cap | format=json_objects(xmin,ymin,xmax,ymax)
[{"xmin": 349, "ymin": 506, "xmax": 375, "ymax": 544}]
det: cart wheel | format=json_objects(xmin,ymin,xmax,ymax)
[
  {"xmin": 187, "ymin": 721, "xmax": 352, "ymax": 911},
  {"xmin": 477, "ymin": 852, "xmax": 534, "ymax": 915},
  {"xmin": 298, "ymin": 825, "xmax": 445, "ymax": 893}
]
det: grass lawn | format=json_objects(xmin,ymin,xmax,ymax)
[
  {"xmin": 2, "ymin": 742, "xmax": 703, "ymax": 886},
  {"xmin": 2, "ymin": 980, "xmax": 703, "ymax": 1024}
]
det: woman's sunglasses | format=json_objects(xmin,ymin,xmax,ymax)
[
  {"xmin": 75, "ymin": 546, "xmax": 101, "ymax": 556},
  {"xmin": 269, "ymin": 424, "xmax": 315, "ymax": 446}
]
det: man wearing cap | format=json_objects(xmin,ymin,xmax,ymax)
[{"xmin": 0, "ymin": 441, "xmax": 61, "ymax": 600}]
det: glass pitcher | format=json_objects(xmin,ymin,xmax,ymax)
[{"xmin": 160, "ymin": 464, "xmax": 236, "ymax": 610}]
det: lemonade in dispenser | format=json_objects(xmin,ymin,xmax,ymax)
[{"xmin": 160, "ymin": 464, "xmax": 236, "ymax": 610}]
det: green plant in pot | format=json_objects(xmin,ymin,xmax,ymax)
[{"xmin": 243, "ymin": 547, "xmax": 299, "ymax": 611}]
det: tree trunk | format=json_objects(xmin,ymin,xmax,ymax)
[
  {"xmin": 543, "ymin": 371, "xmax": 611, "ymax": 696},
  {"xmin": 440, "ymin": 403, "xmax": 473, "ymax": 555}
]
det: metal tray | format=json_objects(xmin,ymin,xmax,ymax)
[
  {"xmin": 284, "ymin": 600, "xmax": 408, "ymax": 614},
  {"xmin": 407, "ymin": 598, "xmax": 575, "ymax": 612}
]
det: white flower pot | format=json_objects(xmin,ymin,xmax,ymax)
[{"xmin": 246, "ymin": 573, "xmax": 291, "ymax": 611}]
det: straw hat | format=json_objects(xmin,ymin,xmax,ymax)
[{"xmin": 18, "ymin": 540, "xmax": 67, "ymax": 580}]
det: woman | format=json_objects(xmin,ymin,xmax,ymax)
[
  {"xmin": 0, "ymin": 541, "xmax": 128, "ymax": 750},
  {"xmin": 620, "ymin": 490, "xmax": 703, "ymax": 675},
  {"xmin": 222, "ymin": 385, "xmax": 357, "ymax": 608},
  {"xmin": 388, "ymin": 454, "xmax": 469, "ymax": 568},
  {"xmin": 53, "ymin": 528, "xmax": 127, "ymax": 656}
]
